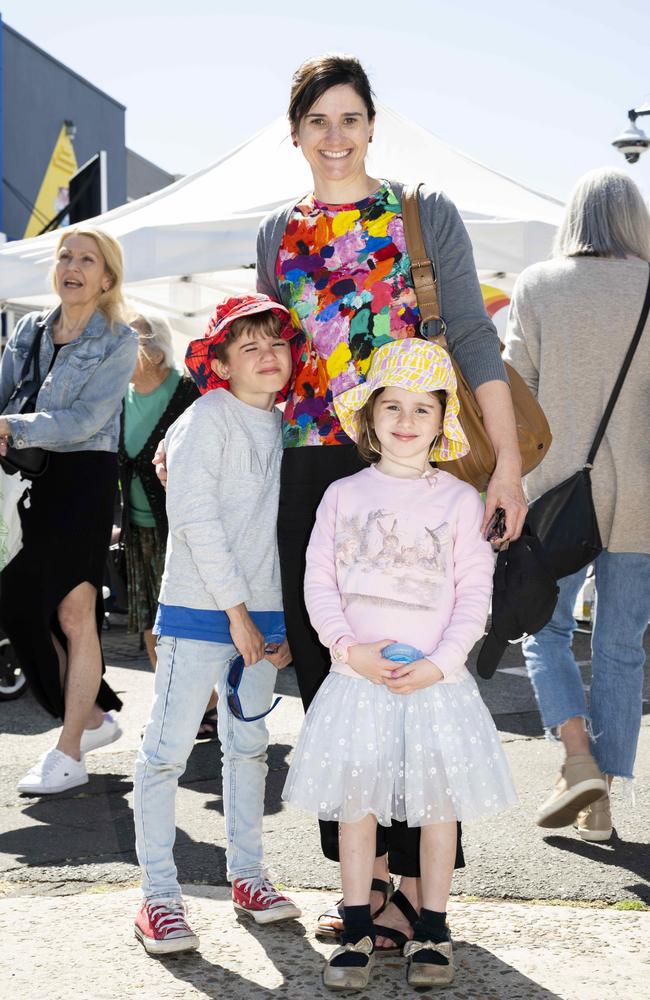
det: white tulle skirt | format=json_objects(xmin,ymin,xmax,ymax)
[{"xmin": 283, "ymin": 673, "xmax": 517, "ymax": 827}]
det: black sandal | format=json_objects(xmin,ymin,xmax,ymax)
[
  {"xmin": 315, "ymin": 876, "xmax": 394, "ymax": 940},
  {"xmin": 195, "ymin": 706, "xmax": 219, "ymax": 741},
  {"xmin": 373, "ymin": 889, "xmax": 420, "ymax": 957}
]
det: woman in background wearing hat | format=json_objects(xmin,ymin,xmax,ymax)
[
  {"xmin": 256, "ymin": 52, "xmax": 526, "ymax": 945},
  {"xmin": 283, "ymin": 338, "xmax": 517, "ymax": 990},
  {"xmin": 504, "ymin": 168, "xmax": 650, "ymax": 843}
]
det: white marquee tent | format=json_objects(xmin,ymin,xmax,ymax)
[{"xmin": 0, "ymin": 104, "xmax": 563, "ymax": 346}]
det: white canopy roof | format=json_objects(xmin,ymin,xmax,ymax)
[{"xmin": 0, "ymin": 103, "xmax": 562, "ymax": 320}]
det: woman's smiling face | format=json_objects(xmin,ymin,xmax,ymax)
[{"xmin": 294, "ymin": 83, "xmax": 374, "ymax": 193}]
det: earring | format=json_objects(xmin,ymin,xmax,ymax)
[
  {"xmin": 292, "ymin": 140, "xmax": 298, "ymax": 148},
  {"xmin": 368, "ymin": 135, "xmax": 373, "ymax": 143}
]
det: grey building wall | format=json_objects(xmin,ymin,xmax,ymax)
[
  {"xmin": 127, "ymin": 148, "xmax": 178, "ymax": 202},
  {"xmin": 1, "ymin": 22, "xmax": 126, "ymax": 240}
]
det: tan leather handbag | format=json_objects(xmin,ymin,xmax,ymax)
[{"xmin": 401, "ymin": 183, "xmax": 551, "ymax": 492}]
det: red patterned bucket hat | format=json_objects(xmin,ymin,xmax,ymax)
[{"xmin": 185, "ymin": 294, "xmax": 296, "ymax": 394}]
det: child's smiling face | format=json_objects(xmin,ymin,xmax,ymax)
[
  {"xmin": 211, "ymin": 326, "xmax": 291, "ymax": 400},
  {"xmin": 372, "ymin": 387, "xmax": 443, "ymax": 463}
]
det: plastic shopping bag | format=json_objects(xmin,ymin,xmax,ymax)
[{"xmin": 0, "ymin": 466, "xmax": 28, "ymax": 572}]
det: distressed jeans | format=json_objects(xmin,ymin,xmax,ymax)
[
  {"xmin": 134, "ymin": 635, "xmax": 278, "ymax": 899},
  {"xmin": 522, "ymin": 550, "xmax": 650, "ymax": 779}
]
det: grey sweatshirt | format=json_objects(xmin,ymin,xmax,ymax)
[
  {"xmin": 256, "ymin": 180, "xmax": 507, "ymax": 391},
  {"xmin": 159, "ymin": 388, "xmax": 283, "ymax": 612}
]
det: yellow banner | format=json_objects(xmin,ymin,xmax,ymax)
[{"xmin": 24, "ymin": 125, "xmax": 78, "ymax": 239}]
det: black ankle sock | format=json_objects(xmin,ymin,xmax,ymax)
[
  {"xmin": 411, "ymin": 909, "xmax": 450, "ymax": 966},
  {"xmin": 331, "ymin": 905, "xmax": 375, "ymax": 967}
]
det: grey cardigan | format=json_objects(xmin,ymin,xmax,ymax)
[
  {"xmin": 256, "ymin": 180, "xmax": 507, "ymax": 392},
  {"xmin": 504, "ymin": 255, "xmax": 650, "ymax": 554}
]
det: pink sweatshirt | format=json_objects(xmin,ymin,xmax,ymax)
[{"xmin": 304, "ymin": 465, "xmax": 495, "ymax": 684}]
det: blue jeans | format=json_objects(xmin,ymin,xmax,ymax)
[
  {"xmin": 134, "ymin": 635, "xmax": 278, "ymax": 899},
  {"xmin": 522, "ymin": 551, "xmax": 650, "ymax": 779}
]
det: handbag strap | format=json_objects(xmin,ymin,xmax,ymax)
[
  {"xmin": 14, "ymin": 314, "xmax": 47, "ymax": 392},
  {"xmin": 586, "ymin": 263, "xmax": 650, "ymax": 467},
  {"xmin": 402, "ymin": 184, "xmax": 446, "ymax": 335}
]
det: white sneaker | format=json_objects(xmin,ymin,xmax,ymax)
[
  {"xmin": 80, "ymin": 713, "xmax": 122, "ymax": 754},
  {"xmin": 17, "ymin": 748, "xmax": 88, "ymax": 795}
]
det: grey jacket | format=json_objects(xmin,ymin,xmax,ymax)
[
  {"xmin": 0, "ymin": 308, "xmax": 138, "ymax": 452},
  {"xmin": 504, "ymin": 255, "xmax": 650, "ymax": 554},
  {"xmin": 256, "ymin": 180, "xmax": 507, "ymax": 391}
]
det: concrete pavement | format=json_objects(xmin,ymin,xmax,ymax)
[{"xmin": 1, "ymin": 887, "xmax": 648, "ymax": 1000}]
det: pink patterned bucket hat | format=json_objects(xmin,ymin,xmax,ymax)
[{"xmin": 333, "ymin": 338, "xmax": 469, "ymax": 462}]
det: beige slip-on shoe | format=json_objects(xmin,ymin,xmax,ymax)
[
  {"xmin": 405, "ymin": 939, "xmax": 455, "ymax": 988},
  {"xmin": 575, "ymin": 791, "xmax": 613, "ymax": 842},
  {"xmin": 323, "ymin": 936, "xmax": 375, "ymax": 992},
  {"xmin": 536, "ymin": 754, "xmax": 607, "ymax": 828}
]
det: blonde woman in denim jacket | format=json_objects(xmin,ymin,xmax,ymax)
[{"xmin": 0, "ymin": 227, "xmax": 138, "ymax": 795}]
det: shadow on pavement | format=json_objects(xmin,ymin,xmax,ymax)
[
  {"xmin": 1, "ymin": 773, "xmax": 227, "ymax": 886},
  {"xmin": 493, "ymin": 711, "xmax": 544, "ymax": 738},
  {"xmin": 544, "ymin": 829, "xmax": 650, "ymax": 903},
  {"xmin": 0, "ymin": 689, "xmax": 60, "ymax": 736},
  {"xmin": 142, "ymin": 932, "xmax": 565, "ymax": 999}
]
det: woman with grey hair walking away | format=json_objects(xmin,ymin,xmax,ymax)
[{"xmin": 504, "ymin": 167, "xmax": 650, "ymax": 842}]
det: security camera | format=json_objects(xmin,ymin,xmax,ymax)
[{"xmin": 611, "ymin": 121, "xmax": 650, "ymax": 164}]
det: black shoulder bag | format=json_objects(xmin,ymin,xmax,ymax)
[
  {"xmin": 0, "ymin": 316, "xmax": 50, "ymax": 478},
  {"xmin": 526, "ymin": 263, "xmax": 650, "ymax": 580}
]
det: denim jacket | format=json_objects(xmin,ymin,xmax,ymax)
[{"xmin": 0, "ymin": 308, "xmax": 138, "ymax": 452}]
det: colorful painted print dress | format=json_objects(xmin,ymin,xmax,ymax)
[{"xmin": 276, "ymin": 182, "xmax": 420, "ymax": 448}]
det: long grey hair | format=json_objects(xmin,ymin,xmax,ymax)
[{"xmin": 553, "ymin": 167, "xmax": 650, "ymax": 261}]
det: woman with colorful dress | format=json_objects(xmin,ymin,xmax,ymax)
[{"xmin": 256, "ymin": 53, "xmax": 526, "ymax": 946}]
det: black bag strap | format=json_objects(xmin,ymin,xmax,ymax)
[
  {"xmin": 586, "ymin": 263, "xmax": 650, "ymax": 468},
  {"xmin": 9, "ymin": 312, "xmax": 49, "ymax": 403}
]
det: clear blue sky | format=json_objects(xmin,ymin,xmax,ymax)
[{"xmin": 2, "ymin": 0, "xmax": 649, "ymax": 201}]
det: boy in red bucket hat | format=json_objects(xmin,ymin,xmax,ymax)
[{"xmin": 133, "ymin": 294, "xmax": 301, "ymax": 955}]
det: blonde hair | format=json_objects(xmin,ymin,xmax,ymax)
[
  {"xmin": 553, "ymin": 167, "xmax": 650, "ymax": 260},
  {"xmin": 51, "ymin": 227, "xmax": 127, "ymax": 328}
]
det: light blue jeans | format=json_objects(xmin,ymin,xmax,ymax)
[
  {"xmin": 522, "ymin": 550, "xmax": 650, "ymax": 779},
  {"xmin": 134, "ymin": 635, "xmax": 278, "ymax": 899}
]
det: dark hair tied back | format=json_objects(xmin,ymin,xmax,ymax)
[{"xmin": 288, "ymin": 53, "xmax": 376, "ymax": 130}]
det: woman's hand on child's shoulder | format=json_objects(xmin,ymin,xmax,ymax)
[
  {"xmin": 347, "ymin": 641, "xmax": 399, "ymax": 685},
  {"xmin": 384, "ymin": 658, "xmax": 444, "ymax": 695}
]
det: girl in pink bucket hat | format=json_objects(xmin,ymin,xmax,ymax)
[{"xmin": 282, "ymin": 338, "xmax": 517, "ymax": 992}]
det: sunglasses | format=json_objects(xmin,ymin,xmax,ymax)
[{"xmin": 226, "ymin": 645, "xmax": 283, "ymax": 722}]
